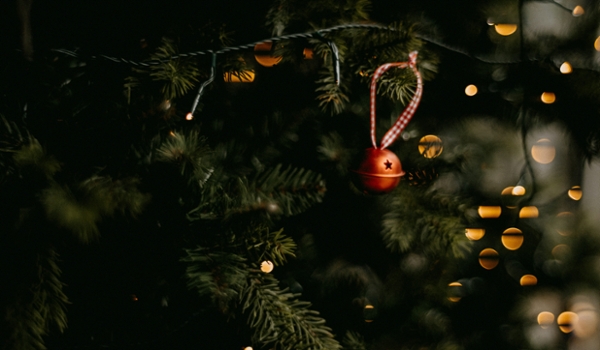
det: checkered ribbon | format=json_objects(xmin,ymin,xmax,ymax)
[{"xmin": 370, "ymin": 51, "xmax": 423, "ymax": 149}]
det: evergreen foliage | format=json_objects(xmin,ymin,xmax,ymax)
[
  {"xmin": 182, "ymin": 249, "xmax": 249, "ymax": 314},
  {"xmin": 148, "ymin": 38, "xmax": 201, "ymax": 100},
  {"xmin": 381, "ymin": 183, "xmax": 471, "ymax": 259},
  {"xmin": 245, "ymin": 227, "xmax": 297, "ymax": 266},
  {"xmin": 341, "ymin": 330, "xmax": 368, "ymax": 350},
  {"xmin": 4, "ymin": 0, "xmax": 600, "ymax": 349},
  {"xmin": 241, "ymin": 272, "xmax": 342, "ymax": 349},
  {"xmin": 4, "ymin": 247, "xmax": 68, "ymax": 350}
]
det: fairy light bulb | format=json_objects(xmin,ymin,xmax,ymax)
[
  {"xmin": 185, "ymin": 113, "xmax": 194, "ymax": 120},
  {"xmin": 572, "ymin": 5, "xmax": 584, "ymax": 16},
  {"xmin": 560, "ymin": 62, "xmax": 572, "ymax": 74},
  {"xmin": 495, "ymin": 24, "xmax": 518, "ymax": 36},
  {"xmin": 465, "ymin": 84, "xmax": 478, "ymax": 96},
  {"xmin": 260, "ymin": 260, "xmax": 274, "ymax": 273},
  {"xmin": 541, "ymin": 92, "xmax": 556, "ymax": 104}
]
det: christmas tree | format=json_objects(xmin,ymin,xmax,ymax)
[{"xmin": 2, "ymin": 0, "xmax": 600, "ymax": 349}]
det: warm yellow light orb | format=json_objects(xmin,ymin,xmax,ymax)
[
  {"xmin": 519, "ymin": 206, "xmax": 539, "ymax": 218},
  {"xmin": 531, "ymin": 139, "xmax": 556, "ymax": 164},
  {"xmin": 512, "ymin": 186, "xmax": 526, "ymax": 196},
  {"xmin": 501, "ymin": 186, "xmax": 514, "ymax": 195},
  {"xmin": 478, "ymin": 206, "xmax": 501, "ymax": 218},
  {"xmin": 254, "ymin": 41, "xmax": 282, "ymax": 67},
  {"xmin": 465, "ymin": 84, "xmax": 478, "ymax": 96},
  {"xmin": 541, "ymin": 92, "xmax": 556, "ymax": 104},
  {"xmin": 568, "ymin": 186, "xmax": 582, "ymax": 200},
  {"xmin": 465, "ymin": 228, "xmax": 485, "ymax": 241},
  {"xmin": 502, "ymin": 227, "xmax": 524, "ymax": 250},
  {"xmin": 448, "ymin": 282, "xmax": 463, "ymax": 302},
  {"xmin": 418, "ymin": 135, "xmax": 443, "ymax": 158},
  {"xmin": 185, "ymin": 113, "xmax": 194, "ymax": 121},
  {"xmin": 538, "ymin": 311, "xmax": 555, "ymax": 328},
  {"xmin": 495, "ymin": 24, "xmax": 518, "ymax": 36},
  {"xmin": 558, "ymin": 311, "xmax": 579, "ymax": 333},
  {"xmin": 595, "ymin": 37, "xmax": 600, "ymax": 51},
  {"xmin": 479, "ymin": 248, "xmax": 500, "ymax": 270},
  {"xmin": 260, "ymin": 260, "xmax": 274, "ymax": 273},
  {"xmin": 560, "ymin": 62, "xmax": 572, "ymax": 74},
  {"xmin": 244, "ymin": 347, "xmax": 254, "ymax": 350},
  {"xmin": 224, "ymin": 70, "xmax": 256, "ymax": 83},
  {"xmin": 520, "ymin": 274, "xmax": 537, "ymax": 286},
  {"xmin": 572, "ymin": 5, "xmax": 585, "ymax": 17}
]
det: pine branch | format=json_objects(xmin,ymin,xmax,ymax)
[
  {"xmin": 381, "ymin": 184, "xmax": 471, "ymax": 259},
  {"xmin": 342, "ymin": 330, "xmax": 368, "ymax": 350},
  {"xmin": 4, "ymin": 247, "xmax": 69, "ymax": 350},
  {"xmin": 154, "ymin": 130, "xmax": 214, "ymax": 188},
  {"xmin": 193, "ymin": 164, "xmax": 325, "ymax": 221},
  {"xmin": 147, "ymin": 38, "xmax": 201, "ymax": 99},
  {"xmin": 251, "ymin": 164, "xmax": 326, "ymax": 217},
  {"xmin": 245, "ymin": 226, "xmax": 297, "ymax": 266},
  {"xmin": 241, "ymin": 272, "xmax": 341, "ymax": 350},
  {"xmin": 181, "ymin": 249, "xmax": 248, "ymax": 314},
  {"xmin": 13, "ymin": 139, "xmax": 61, "ymax": 180},
  {"xmin": 42, "ymin": 176, "xmax": 150, "ymax": 243}
]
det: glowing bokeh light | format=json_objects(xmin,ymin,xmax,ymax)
[
  {"xmin": 418, "ymin": 135, "xmax": 443, "ymax": 158},
  {"xmin": 501, "ymin": 186, "xmax": 514, "ymax": 195},
  {"xmin": 538, "ymin": 311, "xmax": 555, "ymax": 328},
  {"xmin": 185, "ymin": 113, "xmax": 194, "ymax": 121},
  {"xmin": 479, "ymin": 248, "xmax": 500, "ymax": 270},
  {"xmin": 224, "ymin": 70, "xmax": 256, "ymax": 83},
  {"xmin": 244, "ymin": 347, "xmax": 254, "ymax": 350},
  {"xmin": 552, "ymin": 244, "xmax": 571, "ymax": 260},
  {"xmin": 555, "ymin": 212, "xmax": 575, "ymax": 236},
  {"xmin": 541, "ymin": 92, "xmax": 556, "ymax": 104},
  {"xmin": 519, "ymin": 206, "xmax": 539, "ymax": 218},
  {"xmin": 595, "ymin": 37, "xmax": 600, "ymax": 51},
  {"xmin": 448, "ymin": 282, "xmax": 463, "ymax": 302},
  {"xmin": 512, "ymin": 186, "xmax": 526, "ymax": 196},
  {"xmin": 260, "ymin": 260, "xmax": 274, "ymax": 273},
  {"xmin": 572, "ymin": 5, "xmax": 585, "ymax": 16},
  {"xmin": 520, "ymin": 274, "xmax": 537, "ymax": 286},
  {"xmin": 502, "ymin": 227, "xmax": 524, "ymax": 250},
  {"xmin": 531, "ymin": 139, "xmax": 556, "ymax": 164},
  {"xmin": 568, "ymin": 186, "xmax": 582, "ymax": 200},
  {"xmin": 501, "ymin": 186, "xmax": 519, "ymax": 208},
  {"xmin": 465, "ymin": 228, "xmax": 485, "ymax": 241},
  {"xmin": 495, "ymin": 24, "xmax": 518, "ymax": 36},
  {"xmin": 465, "ymin": 84, "xmax": 478, "ymax": 96},
  {"xmin": 557, "ymin": 311, "xmax": 578, "ymax": 333},
  {"xmin": 478, "ymin": 206, "xmax": 501, "ymax": 218},
  {"xmin": 254, "ymin": 41, "xmax": 282, "ymax": 67},
  {"xmin": 574, "ymin": 309, "xmax": 598, "ymax": 338},
  {"xmin": 560, "ymin": 62, "xmax": 572, "ymax": 74}
]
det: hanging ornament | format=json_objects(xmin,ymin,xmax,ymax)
[{"xmin": 352, "ymin": 51, "xmax": 423, "ymax": 194}]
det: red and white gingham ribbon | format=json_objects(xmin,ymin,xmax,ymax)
[{"xmin": 370, "ymin": 51, "xmax": 423, "ymax": 149}]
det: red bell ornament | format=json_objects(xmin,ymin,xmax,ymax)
[
  {"xmin": 352, "ymin": 51, "xmax": 423, "ymax": 194},
  {"xmin": 354, "ymin": 148, "xmax": 405, "ymax": 194}
]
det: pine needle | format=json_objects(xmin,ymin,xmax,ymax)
[
  {"xmin": 241, "ymin": 272, "xmax": 342, "ymax": 350},
  {"xmin": 181, "ymin": 249, "xmax": 248, "ymax": 314}
]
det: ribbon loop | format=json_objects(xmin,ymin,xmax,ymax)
[{"xmin": 369, "ymin": 51, "xmax": 423, "ymax": 149}]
